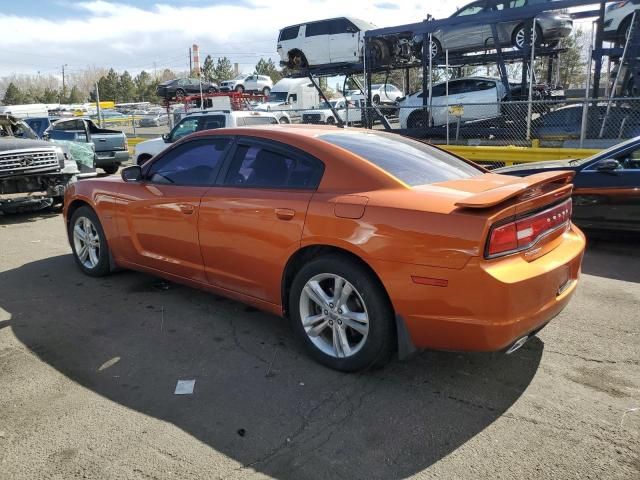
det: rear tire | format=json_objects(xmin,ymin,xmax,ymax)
[
  {"xmin": 175, "ymin": 88, "xmax": 185, "ymax": 100},
  {"xmin": 289, "ymin": 50, "xmax": 308, "ymax": 69},
  {"xmin": 102, "ymin": 165, "xmax": 118, "ymax": 175},
  {"xmin": 68, "ymin": 206, "xmax": 112, "ymax": 277},
  {"xmin": 279, "ymin": 116, "xmax": 290, "ymax": 124},
  {"xmin": 326, "ymin": 116, "xmax": 335, "ymax": 125},
  {"xmin": 407, "ymin": 110, "xmax": 430, "ymax": 129},
  {"xmin": 289, "ymin": 255, "xmax": 395, "ymax": 372},
  {"xmin": 513, "ymin": 24, "xmax": 543, "ymax": 50},
  {"xmin": 235, "ymin": 84, "xmax": 245, "ymax": 93},
  {"xmin": 262, "ymin": 86, "xmax": 271, "ymax": 96}
]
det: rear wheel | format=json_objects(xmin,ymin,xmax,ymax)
[
  {"xmin": 289, "ymin": 255, "xmax": 395, "ymax": 372},
  {"xmin": 262, "ymin": 86, "xmax": 271, "ymax": 96},
  {"xmin": 102, "ymin": 165, "xmax": 118, "ymax": 175},
  {"xmin": 369, "ymin": 39, "xmax": 390, "ymax": 65},
  {"xmin": 326, "ymin": 116, "xmax": 335, "ymax": 125},
  {"xmin": 429, "ymin": 37, "xmax": 442, "ymax": 60},
  {"xmin": 279, "ymin": 116, "xmax": 290, "ymax": 124},
  {"xmin": 235, "ymin": 84, "xmax": 245, "ymax": 93},
  {"xmin": 289, "ymin": 50, "xmax": 308, "ymax": 69},
  {"xmin": 175, "ymin": 88, "xmax": 185, "ymax": 100},
  {"xmin": 69, "ymin": 206, "xmax": 112, "ymax": 277},
  {"xmin": 513, "ymin": 24, "xmax": 543, "ymax": 50},
  {"xmin": 407, "ymin": 110, "xmax": 430, "ymax": 129}
]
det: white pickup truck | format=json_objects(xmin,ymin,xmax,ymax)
[
  {"xmin": 301, "ymin": 96, "xmax": 364, "ymax": 125},
  {"xmin": 254, "ymin": 78, "xmax": 320, "ymax": 123},
  {"xmin": 133, "ymin": 110, "xmax": 278, "ymax": 165}
]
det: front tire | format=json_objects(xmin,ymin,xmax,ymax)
[
  {"xmin": 407, "ymin": 110, "xmax": 430, "ymax": 129},
  {"xmin": 513, "ymin": 24, "xmax": 543, "ymax": 50},
  {"xmin": 279, "ymin": 116, "xmax": 290, "ymax": 124},
  {"xmin": 235, "ymin": 84, "xmax": 245, "ymax": 93},
  {"xmin": 289, "ymin": 255, "xmax": 395, "ymax": 372},
  {"xmin": 262, "ymin": 86, "xmax": 271, "ymax": 96},
  {"xmin": 68, "ymin": 206, "xmax": 112, "ymax": 277}
]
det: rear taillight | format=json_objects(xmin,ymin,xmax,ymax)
[{"xmin": 486, "ymin": 198, "xmax": 572, "ymax": 258}]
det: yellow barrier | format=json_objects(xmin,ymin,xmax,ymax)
[
  {"xmin": 440, "ymin": 145, "xmax": 600, "ymax": 165},
  {"xmin": 127, "ymin": 137, "xmax": 147, "ymax": 147}
]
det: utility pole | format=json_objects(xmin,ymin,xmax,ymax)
[
  {"xmin": 61, "ymin": 64, "xmax": 68, "ymax": 102},
  {"xmin": 189, "ymin": 47, "xmax": 192, "ymax": 74},
  {"xmin": 95, "ymin": 81, "xmax": 103, "ymax": 128}
]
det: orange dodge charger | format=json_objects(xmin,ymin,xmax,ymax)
[{"xmin": 64, "ymin": 126, "xmax": 585, "ymax": 371}]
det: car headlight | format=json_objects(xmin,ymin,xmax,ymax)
[{"xmin": 607, "ymin": 1, "xmax": 629, "ymax": 11}]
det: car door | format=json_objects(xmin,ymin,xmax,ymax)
[
  {"xmin": 303, "ymin": 20, "xmax": 331, "ymax": 65},
  {"xmin": 243, "ymin": 75, "xmax": 257, "ymax": 91},
  {"xmin": 574, "ymin": 143, "xmax": 640, "ymax": 230},
  {"xmin": 329, "ymin": 18, "xmax": 359, "ymax": 63},
  {"xmin": 463, "ymin": 79, "xmax": 500, "ymax": 120},
  {"xmin": 198, "ymin": 137, "xmax": 324, "ymax": 304},
  {"xmin": 439, "ymin": 1, "xmax": 489, "ymax": 52},
  {"xmin": 116, "ymin": 137, "xmax": 232, "ymax": 282}
]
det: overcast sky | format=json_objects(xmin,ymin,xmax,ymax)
[{"xmin": 0, "ymin": 0, "xmax": 457, "ymax": 78}]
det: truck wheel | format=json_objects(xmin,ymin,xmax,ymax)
[
  {"xmin": 326, "ymin": 116, "xmax": 335, "ymax": 125},
  {"xmin": 137, "ymin": 154, "xmax": 152, "ymax": 166},
  {"xmin": 279, "ymin": 117, "xmax": 290, "ymax": 124},
  {"xmin": 102, "ymin": 165, "xmax": 119, "ymax": 175},
  {"xmin": 288, "ymin": 50, "xmax": 308, "ymax": 69},
  {"xmin": 69, "ymin": 206, "xmax": 112, "ymax": 277}
]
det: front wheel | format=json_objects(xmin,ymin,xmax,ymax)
[
  {"xmin": 278, "ymin": 116, "xmax": 290, "ymax": 124},
  {"xmin": 69, "ymin": 206, "xmax": 112, "ymax": 277},
  {"xmin": 235, "ymin": 84, "xmax": 245, "ymax": 93},
  {"xmin": 262, "ymin": 86, "xmax": 271, "ymax": 96},
  {"xmin": 289, "ymin": 255, "xmax": 395, "ymax": 372}
]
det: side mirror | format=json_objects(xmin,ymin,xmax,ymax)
[
  {"xmin": 121, "ymin": 165, "xmax": 142, "ymax": 182},
  {"xmin": 596, "ymin": 158, "xmax": 621, "ymax": 172},
  {"xmin": 162, "ymin": 133, "xmax": 170, "ymax": 142}
]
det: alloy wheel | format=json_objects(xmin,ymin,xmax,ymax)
[
  {"xmin": 299, "ymin": 273, "xmax": 369, "ymax": 358},
  {"xmin": 73, "ymin": 216, "xmax": 101, "ymax": 269},
  {"xmin": 515, "ymin": 26, "xmax": 537, "ymax": 49}
]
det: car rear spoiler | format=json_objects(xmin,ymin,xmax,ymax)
[{"xmin": 455, "ymin": 171, "xmax": 575, "ymax": 209}]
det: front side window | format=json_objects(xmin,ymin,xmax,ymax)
[
  {"xmin": 170, "ymin": 118, "xmax": 199, "ymax": 141},
  {"xmin": 319, "ymin": 132, "xmax": 482, "ymax": 186},
  {"xmin": 147, "ymin": 138, "xmax": 229, "ymax": 186},
  {"xmin": 454, "ymin": 2, "xmax": 486, "ymax": 16},
  {"xmin": 224, "ymin": 143, "xmax": 323, "ymax": 189}
]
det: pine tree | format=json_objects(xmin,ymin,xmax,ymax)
[
  {"xmin": 214, "ymin": 57, "xmax": 235, "ymax": 83},
  {"xmin": 254, "ymin": 58, "xmax": 283, "ymax": 82},
  {"xmin": 2, "ymin": 82, "xmax": 23, "ymax": 105},
  {"xmin": 119, "ymin": 71, "xmax": 136, "ymax": 102},
  {"xmin": 97, "ymin": 68, "xmax": 121, "ymax": 102},
  {"xmin": 67, "ymin": 85, "xmax": 85, "ymax": 103},
  {"xmin": 201, "ymin": 55, "xmax": 215, "ymax": 83},
  {"xmin": 135, "ymin": 70, "xmax": 153, "ymax": 101}
]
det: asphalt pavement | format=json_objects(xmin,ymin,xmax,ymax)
[{"xmin": 0, "ymin": 212, "xmax": 638, "ymax": 480}]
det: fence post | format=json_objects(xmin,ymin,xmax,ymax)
[
  {"xmin": 131, "ymin": 113, "xmax": 136, "ymax": 136},
  {"xmin": 580, "ymin": 21, "xmax": 596, "ymax": 148},
  {"xmin": 526, "ymin": 16, "xmax": 538, "ymax": 143}
]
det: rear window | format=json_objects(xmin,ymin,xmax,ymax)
[
  {"xmin": 242, "ymin": 116, "xmax": 279, "ymax": 125},
  {"xmin": 319, "ymin": 132, "xmax": 482, "ymax": 186},
  {"xmin": 279, "ymin": 25, "xmax": 300, "ymax": 41}
]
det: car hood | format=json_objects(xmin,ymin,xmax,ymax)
[
  {"xmin": 495, "ymin": 159, "xmax": 577, "ymax": 174},
  {"xmin": 136, "ymin": 137, "xmax": 166, "ymax": 149},
  {"xmin": 0, "ymin": 138, "xmax": 55, "ymax": 151}
]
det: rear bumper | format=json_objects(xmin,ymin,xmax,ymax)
[
  {"xmin": 375, "ymin": 224, "xmax": 586, "ymax": 352},
  {"xmin": 96, "ymin": 150, "xmax": 129, "ymax": 167}
]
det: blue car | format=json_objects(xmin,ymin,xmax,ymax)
[{"xmin": 497, "ymin": 136, "xmax": 640, "ymax": 232}]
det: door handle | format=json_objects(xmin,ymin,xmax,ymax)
[
  {"xmin": 275, "ymin": 208, "xmax": 295, "ymax": 220},
  {"xmin": 178, "ymin": 204, "xmax": 195, "ymax": 215}
]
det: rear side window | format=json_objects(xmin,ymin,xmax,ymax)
[
  {"xmin": 279, "ymin": 25, "xmax": 300, "ymax": 41},
  {"xmin": 200, "ymin": 115, "xmax": 226, "ymax": 130},
  {"xmin": 224, "ymin": 144, "xmax": 324, "ymax": 189},
  {"xmin": 319, "ymin": 132, "xmax": 481, "ymax": 186},
  {"xmin": 306, "ymin": 20, "xmax": 332, "ymax": 37}
]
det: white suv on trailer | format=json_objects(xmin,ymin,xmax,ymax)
[
  {"xmin": 277, "ymin": 17, "xmax": 376, "ymax": 68},
  {"xmin": 603, "ymin": 0, "xmax": 639, "ymax": 45},
  {"xmin": 219, "ymin": 74, "xmax": 273, "ymax": 95},
  {"xmin": 398, "ymin": 77, "xmax": 507, "ymax": 129}
]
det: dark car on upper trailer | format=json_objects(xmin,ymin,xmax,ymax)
[
  {"xmin": 497, "ymin": 136, "xmax": 640, "ymax": 232},
  {"xmin": 156, "ymin": 78, "xmax": 219, "ymax": 100}
]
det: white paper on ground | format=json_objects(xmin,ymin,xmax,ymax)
[{"xmin": 174, "ymin": 379, "xmax": 196, "ymax": 395}]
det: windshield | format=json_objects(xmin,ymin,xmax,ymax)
[
  {"xmin": 319, "ymin": 132, "xmax": 482, "ymax": 186},
  {"xmin": 268, "ymin": 92, "xmax": 288, "ymax": 102},
  {"xmin": 233, "ymin": 74, "xmax": 248, "ymax": 81},
  {"xmin": 569, "ymin": 136, "xmax": 640, "ymax": 165}
]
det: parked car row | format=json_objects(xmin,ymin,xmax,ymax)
[{"xmin": 156, "ymin": 75, "xmax": 276, "ymax": 101}]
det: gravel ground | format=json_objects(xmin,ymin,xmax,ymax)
[{"xmin": 0, "ymin": 212, "xmax": 638, "ymax": 480}]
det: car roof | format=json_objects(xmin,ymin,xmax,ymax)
[{"xmin": 280, "ymin": 16, "xmax": 376, "ymax": 31}]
